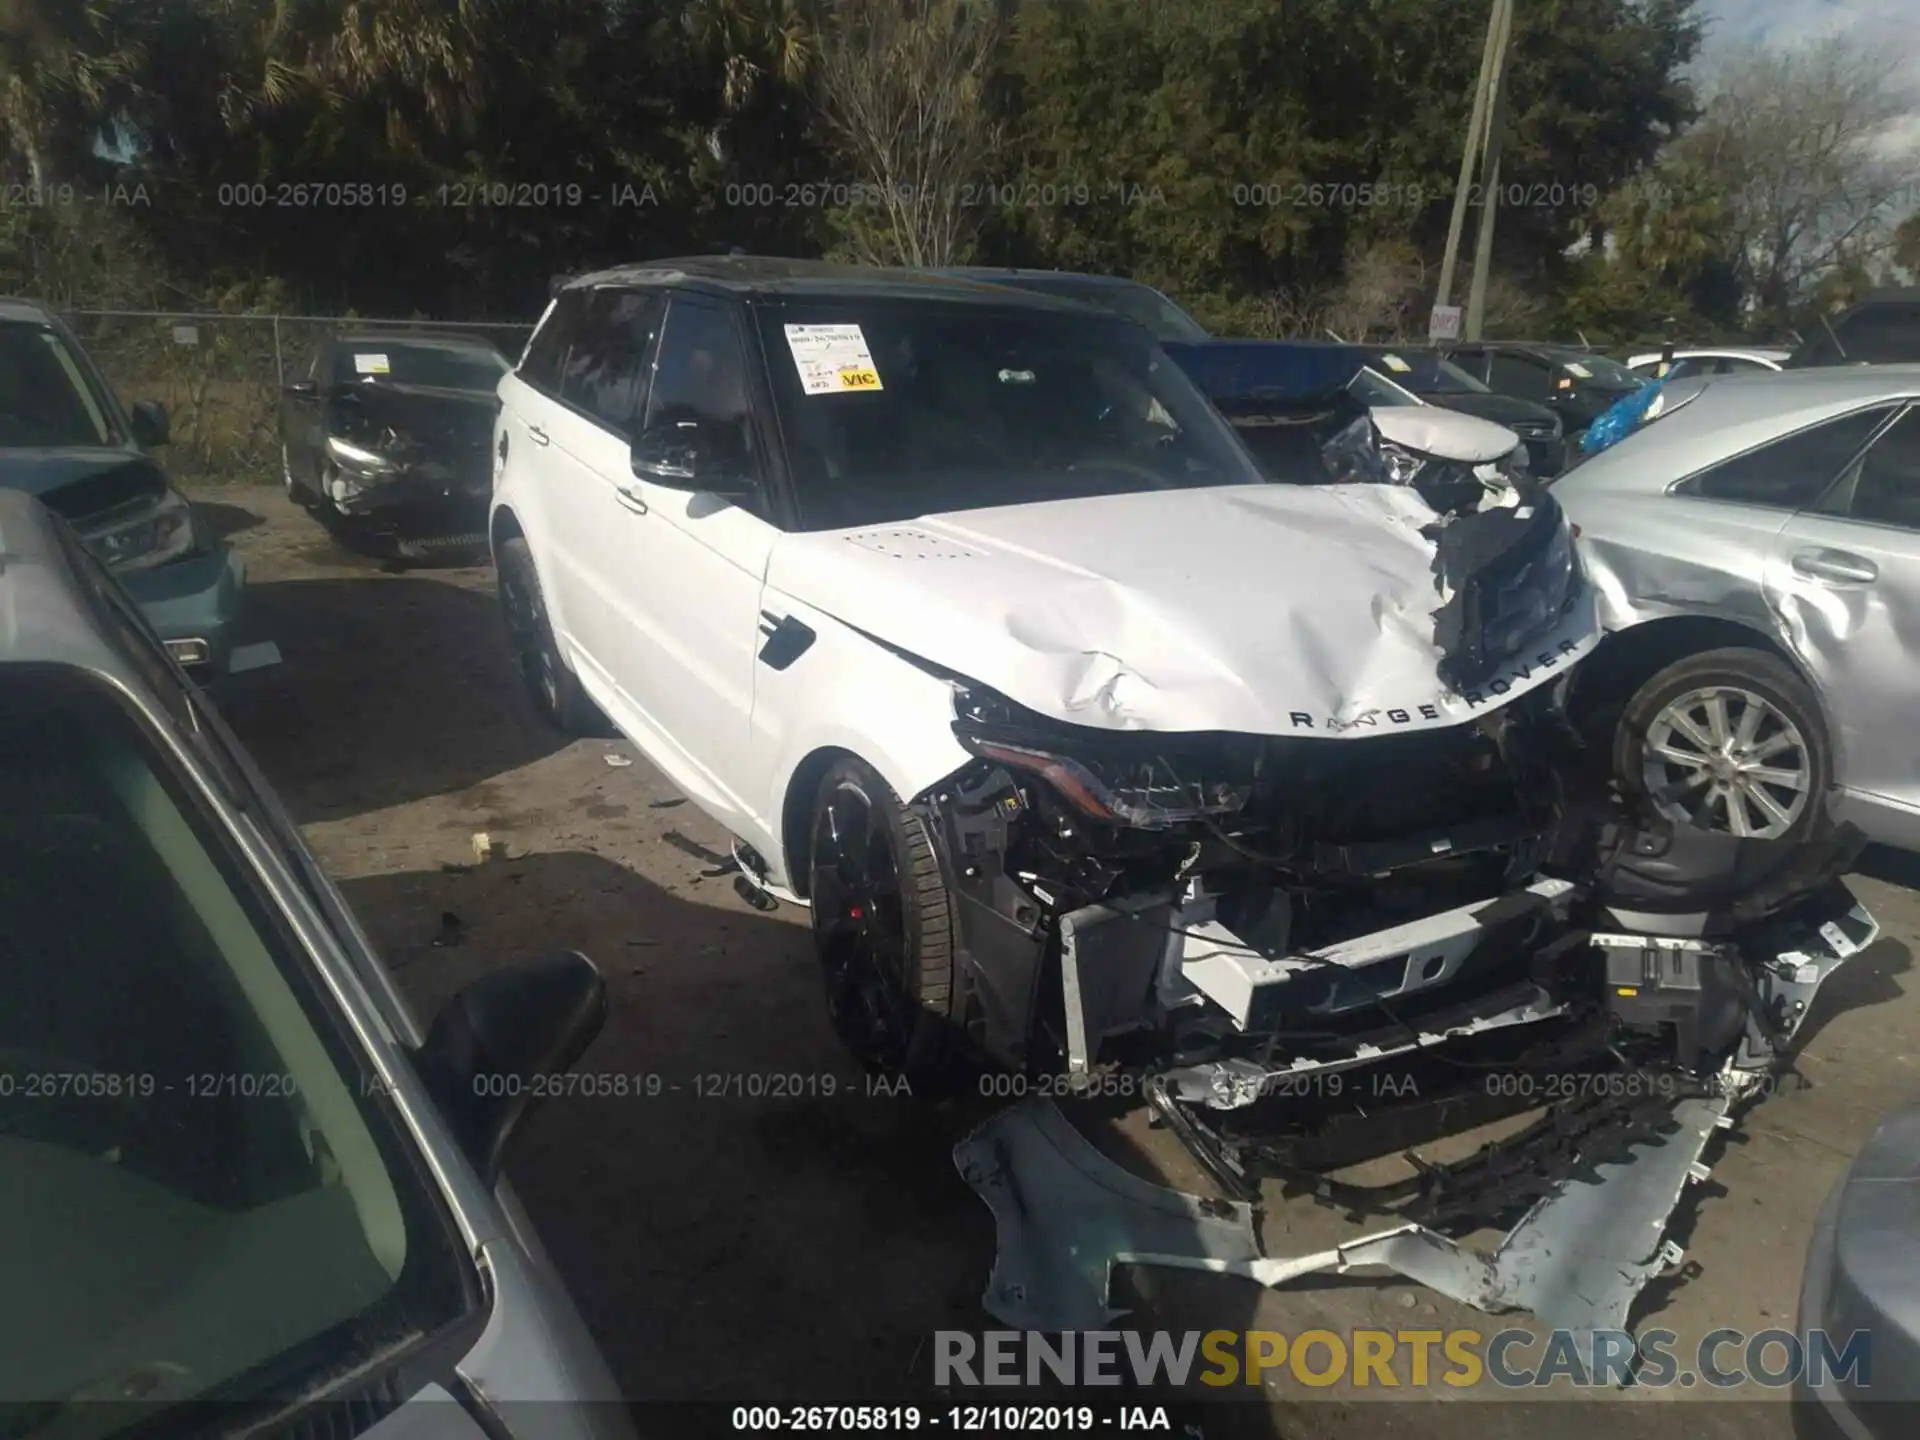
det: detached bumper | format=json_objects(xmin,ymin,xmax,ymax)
[{"xmin": 119, "ymin": 542, "xmax": 246, "ymax": 676}]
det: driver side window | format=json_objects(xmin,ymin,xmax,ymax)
[
  {"xmin": 643, "ymin": 298, "xmax": 764, "ymax": 494},
  {"xmin": 1488, "ymin": 353, "xmax": 1548, "ymax": 398}
]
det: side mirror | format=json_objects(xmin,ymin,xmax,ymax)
[
  {"xmin": 130, "ymin": 400, "xmax": 169, "ymax": 447},
  {"xmin": 413, "ymin": 950, "xmax": 607, "ymax": 1188},
  {"xmin": 630, "ymin": 422, "xmax": 702, "ymax": 487},
  {"xmin": 631, "ymin": 422, "xmax": 756, "ymax": 501},
  {"xmin": 284, "ymin": 380, "xmax": 320, "ymax": 400}
]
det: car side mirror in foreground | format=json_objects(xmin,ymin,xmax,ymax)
[
  {"xmin": 130, "ymin": 399, "xmax": 170, "ymax": 447},
  {"xmin": 415, "ymin": 949, "xmax": 607, "ymax": 1188}
]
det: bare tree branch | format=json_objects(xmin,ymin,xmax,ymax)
[
  {"xmin": 1679, "ymin": 31, "xmax": 1920, "ymax": 314},
  {"xmin": 813, "ymin": 0, "xmax": 1002, "ymax": 267}
]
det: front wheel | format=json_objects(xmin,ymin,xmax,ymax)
[
  {"xmin": 807, "ymin": 757, "xmax": 972, "ymax": 1088},
  {"xmin": 1615, "ymin": 647, "xmax": 1831, "ymax": 842},
  {"xmin": 282, "ymin": 446, "xmax": 319, "ymax": 509},
  {"xmin": 496, "ymin": 537, "xmax": 597, "ymax": 734}
]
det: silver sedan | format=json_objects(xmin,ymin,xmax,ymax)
[{"xmin": 1553, "ymin": 365, "xmax": 1920, "ymax": 848}]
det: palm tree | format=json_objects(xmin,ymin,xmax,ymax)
[
  {"xmin": 685, "ymin": 0, "xmax": 817, "ymax": 113},
  {"xmin": 207, "ymin": 0, "xmax": 488, "ymax": 157},
  {"xmin": 0, "ymin": 0, "xmax": 147, "ymax": 188}
]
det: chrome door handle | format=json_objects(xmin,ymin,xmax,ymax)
[
  {"xmin": 527, "ymin": 425, "xmax": 550, "ymax": 446},
  {"xmin": 1792, "ymin": 548, "xmax": 1877, "ymax": 585},
  {"xmin": 615, "ymin": 484, "xmax": 648, "ymax": 515}
]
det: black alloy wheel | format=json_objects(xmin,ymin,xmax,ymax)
[
  {"xmin": 807, "ymin": 757, "xmax": 965, "ymax": 1087},
  {"xmin": 495, "ymin": 537, "xmax": 596, "ymax": 733}
]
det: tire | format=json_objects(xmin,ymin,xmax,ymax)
[
  {"xmin": 496, "ymin": 537, "xmax": 597, "ymax": 734},
  {"xmin": 282, "ymin": 445, "xmax": 318, "ymax": 509},
  {"xmin": 1615, "ymin": 647, "xmax": 1831, "ymax": 843},
  {"xmin": 806, "ymin": 756, "xmax": 972, "ymax": 1088}
]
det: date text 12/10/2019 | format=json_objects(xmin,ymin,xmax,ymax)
[{"xmin": 728, "ymin": 1404, "xmax": 1176, "ymax": 1432}]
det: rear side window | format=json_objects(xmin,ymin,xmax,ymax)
[
  {"xmin": 1845, "ymin": 407, "xmax": 1920, "ymax": 531},
  {"xmin": 1835, "ymin": 306, "xmax": 1920, "ymax": 365},
  {"xmin": 1488, "ymin": 353, "xmax": 1547, "ymax": 397},
  {"xmin": 558, "ymin": 289, "xmax": 665, "ymax": 437},
  {"xmin": 517, "ymin": 291, "xmax": 588, "ymax": 395},
  {"xmin": 1677, "ymin": 406, "xmax": 1896, "ymax": 509}
]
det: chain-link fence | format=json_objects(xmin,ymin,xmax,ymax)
[{"xmin": 60, "ymin": 311, "xmax": 535, "ymax": 485}]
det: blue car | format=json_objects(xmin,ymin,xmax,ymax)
[{"xmin": 0, "ymin": 298, "xmax": 247, "ymax": 675}]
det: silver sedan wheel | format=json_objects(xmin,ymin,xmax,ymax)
[{"xmin": 1642, "ymin": 684, "xmax": 1812, "ymax": 839}]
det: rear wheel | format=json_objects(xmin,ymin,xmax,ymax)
[
  {"xmin": 1615, "ymin": 647, "xmax": 1830, "ymax": 842},
  {"xmin": 807, "ymin": 757, "xmax": 971, "ymax": 1087},
  {"xmin": 496, "ymin": 537, "xmax": 596, "ymax": 734}
]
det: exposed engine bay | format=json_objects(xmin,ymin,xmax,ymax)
[{"xmin": 898, "ymin": 410, "xmax": 1880, "ymax": 1348}]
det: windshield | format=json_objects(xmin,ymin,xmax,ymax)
[
  {"xmin": 995, "ymin": 277, "xmax": 1209, "ymax": 343},
  {"xmin": 331, "ymin": 339, "xmax": 509, "ymax": 392},
  {"xmin": 1349, "ymin": 366, "xmax": 1425, "ymax": 407},
  {"xmin": 1554, "ymin": 352, "xmax": 1640, "ymax": 388},
  {"xmin": 1370, "ymin": 351, "xmax": 1489, "ymax": 395},
  {"xmin": 760, "ymin": 302, "xmax": 1260, "ymax": 529},
  {"xmin": 0, "ymin": 667, "xmax": 471, "ymax": 1422},
  {"xmin": 0, "ymin": 322, "xmax": 120, "ymax": 448}
]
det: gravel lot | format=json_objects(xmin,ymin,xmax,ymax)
[{"xmin": 198, "ymin": 485, "xmax": 1920, "ymax": 1438}]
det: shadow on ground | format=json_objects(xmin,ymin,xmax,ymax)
[
  {"xmin": 1856, "ymin": 845, "xmax": 1920, "ymax": 891},
  {"xmin": 217, "ymin": 575, "xmax": 565, "ymax": 822},
  {"xmin": 1781, "ymin": 936, "xmax": 1912, "ymax": 1057},
  {"xmin": 340, "ymin": 850, "xmax": 1000, "ymax": 1405},
  {"xmin": 193, "ymin": 499, "xmax": 267, "ymax": 540}
]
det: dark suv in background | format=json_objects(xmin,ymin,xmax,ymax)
[
  {"xmin": 1787, "ymin": 290, "xmax": 1920, "ymax": 369},
  {"xmin": 0, "ymin": 297, "xmax": 246, "ymax": 675}
]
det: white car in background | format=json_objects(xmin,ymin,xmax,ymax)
[{"xmin": 1625, "ymin": 347, "xmax": 1792, "ymax": 382}]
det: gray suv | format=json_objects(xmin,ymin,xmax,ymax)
[
  {"xmin": 0, "ymin": 298, "xmax": 246, "ymax": 674},
  {"xmin": 0, "ymin": 488, "xmax": 633, "ymax": 1438}
]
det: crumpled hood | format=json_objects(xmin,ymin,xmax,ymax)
[
  {"xmin": 1369, "ymin": 405, "xmax": 1519, "ymax": 462},
  {"xmin": 1422, "ymin": 392, "xmax": 1560, "ymax": 433},
  {"xmin": 767, "ymin": 484, "xmax": 1600, "ymax": 735}
]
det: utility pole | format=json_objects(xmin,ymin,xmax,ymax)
[
  {"xmin": 1464, "ymin": 0, "xmax": 1516, "ymax": 341},
  {"xmin": 1434, "ymin": 0, "xmax": 1504, "ymax": 314}
]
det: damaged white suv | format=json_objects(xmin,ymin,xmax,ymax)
[
  {"xmin": 493, "ymin": 258, "xmax": 1869, "ymax": 1163},
  {"xmin": 494, "ymin": 257, "xmax": 1879, "ymax": 1344}
]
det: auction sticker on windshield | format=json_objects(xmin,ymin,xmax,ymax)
[
  {"xmin": 784, "ymin": 323, "xmax": 883, "ymax": 394},
  {"xmin": 1379, "ymin": 353, "xmax": 1412, "ymax": 372},
  {"xmin": 353, "ymin": 353, "xmax": 391, "ymax": 375}
]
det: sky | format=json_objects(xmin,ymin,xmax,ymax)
[
  {"xmin": 1695, "ymin": 0, "xmax": 1917, "ymax": 73},
  {"xmin": 1694, "ymin": 0, "xmax": 1920, "ymax": 152}
]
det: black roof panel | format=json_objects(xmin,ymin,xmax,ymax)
[{"xmin": 559, "ymin": 254, "xmax": 1097, "ymax": 313}]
